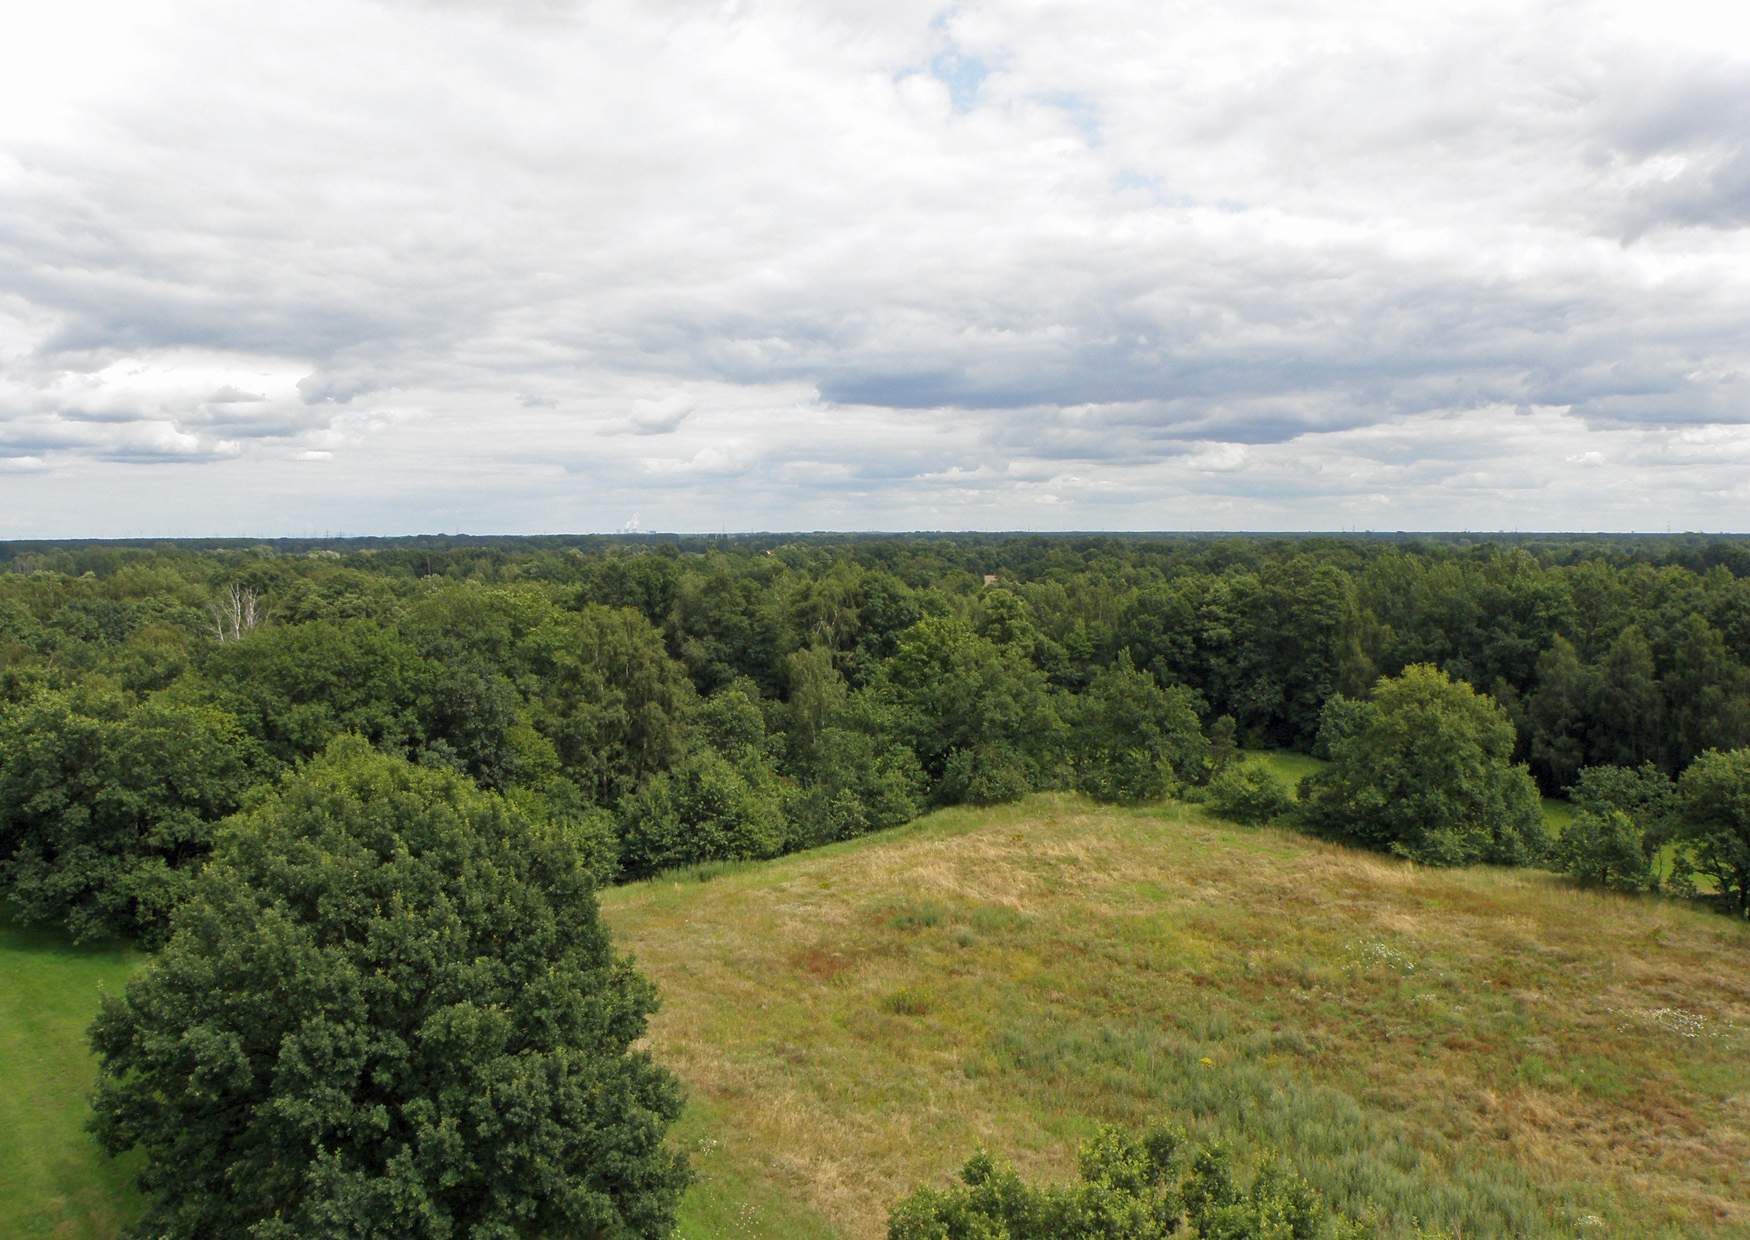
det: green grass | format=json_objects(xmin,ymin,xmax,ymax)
[
  {"xmin": 1253, "ymin": 747, "xmax": 1328, "ymax": 791},
  {"xmin": 7, "ymin": 795, "xmax": 1749, "ymax": 1239},
  {"xmin": 0, "ymin": 919, "xmax": 144, "ymax": 1240},
  {"xmin": 605, "ymin": 795, "xmax": 1750, "ymax": 1238}
]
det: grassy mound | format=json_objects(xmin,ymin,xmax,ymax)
[
  {"xmin": 6, "ymin": 793, "xmax": 1747, "ymax": 1237},
  {"xmin": 608, "ymin": 795, "xmax": 1750, "ymax": 1238}
]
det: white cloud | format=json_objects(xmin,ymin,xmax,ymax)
[{"xmin": 1, "ymin": 0, "xmax": 1748, "ymax": 534}]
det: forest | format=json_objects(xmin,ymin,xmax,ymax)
[{"xmin": 3, "ymin": 532, "xmax": 1750, "ymax": 1237}]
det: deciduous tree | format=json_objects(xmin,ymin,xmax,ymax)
[{"xmin": 89, "ymin": 739, "xmax": 688, "ymax": 1238}]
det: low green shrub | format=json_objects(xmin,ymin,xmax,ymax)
[
  {"xmin": 887, "ymin": 1121, "xmax": 1372, "ymax": 1238},
  {"xmin": 1206, "ymin": 760, "xmax": 1294, "ymax": 826}
]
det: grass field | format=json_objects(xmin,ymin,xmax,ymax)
[
  {"xmin": 609, "ymin": 795, "xmax": 1750, "ymax": 1238},
  {"xmin": 6, "ymin": 792, "xmax": 1748, "ymax": 1238},
  {"xmin": 0, "ymin": 920, "xmax": 143, "ymax": 1240}
]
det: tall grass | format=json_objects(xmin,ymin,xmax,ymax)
[{"xmin": 606, "ymin": 793, "xmax": 1750, "ymax": 1238}]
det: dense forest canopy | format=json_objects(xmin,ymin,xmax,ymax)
[
  {"xmin": 3, "ymin": 531, "xmax": 1750, "ymax": 942},
  {"xmin": 5, "ymin": 532, "xmax": 1750, "ymax": 1236}
]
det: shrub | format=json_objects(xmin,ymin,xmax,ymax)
[
  {"xmin": 887, "ymin": 1121, "xmax": 1365, "ymax": 1239},
  {"xmin": 616, "ymin": 748, "xmax": 784, "ymax": 879},
  {"xmin": 1552, "ymin": 808, "xmax": 1653, "ymax": 891},
  {"xmin": 782, "ymin": 785, "xmax": 870, "ymax": 851},
  {"xmin": 940, "ymin": 744, "xmax": 1035, "ymax": 807},
  {"xmin": 1206, "ymin": 761, "xmax": 1294, "ymax": 826}
]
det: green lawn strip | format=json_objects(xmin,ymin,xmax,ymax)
[
  {"xmin": 1253, "ymin": 748, "xmax": 1328, "ymax": 791},
  {"xmin": 0, "ymin": 919, "xmax": 144, "ymax": 1240}
]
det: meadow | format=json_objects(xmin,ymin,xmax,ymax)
[
  {"xmin": 0, "ymin": 920, "xmax": 143, "ymax": 1239},
  {"xmin": 616, "ymin": 792, "xmax": 1748, "ymax": 1238},
  {"xmin": 6, "ymin": 790, "xmax": 1748, "ymax": 1238}
]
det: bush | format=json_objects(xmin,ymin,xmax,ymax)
[
  {"xmin": 1071, "ymin": 654, "xmax": 1208, "ymax": 804},
  {"xmin": 887, "ymin": 1121, "xmax": 1365, "ymax": 1239},
  {"xmin": 940, "ymin": 744, "xmax": 1035, "ymax": 807},
  {"xmin": 1206, "ymin": 761, "xmax": 1294, "ymax": 826},
  {"xmin": 88, "ymin": 739, "xmax": 689, "ymax": 1239},
  {"xmin": 616, "ymin": 748, "xmax": 785, "ymax": 878},
  {"xmin": 782, "ymin": 785, "xmax": 870, "ymax": 851},
  {"xmin": 1552, "ymin": 808, "xmax": 1653, "ymax": 891},
  {"xmin": 1300, "ymin": 665, "xmax": 1546, "ymax": 867}
]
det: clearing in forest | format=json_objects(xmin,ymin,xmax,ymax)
[
  {"xmin": 6, "ymin": 794, "xmax": 1748, "ymax": 1238},
  {"xmin": 605, "ymin": 794, "xmax": 1750, "ymax": 1239}
]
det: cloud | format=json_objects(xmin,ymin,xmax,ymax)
[{"xmin": 1, "ymin": 0, "xmax": 1748, "ymax": 534}]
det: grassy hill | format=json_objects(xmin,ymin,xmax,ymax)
[
  {"xmin": 610, "ymin": 795, "xmax": 1750, "ymax": 1238},
  {"xmin": 6, "ymin": 794, "xmax": 1749, "ymax": 1238}
]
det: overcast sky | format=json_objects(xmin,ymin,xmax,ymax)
[{"xmin": 3, "ymin": 0, "xmax": 1749, "ymax": 536}]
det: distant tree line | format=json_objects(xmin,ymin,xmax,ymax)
[
  {"xmin": 5, "ymin": 533, "xmax": 1750, "ymax": 1235},
  {"xmin": 3, "ymin": 534, "xmax": 1749, "ymax": 943}
]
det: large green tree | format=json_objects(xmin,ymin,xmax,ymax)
[
  {"xmin": 1300, "ymin": 664, "xmax": 1547, "ymax": 866},
  {"xmin": 0, "ymin": 689, "xmax": 262, "ymax": 943},
  {"xmin": 1069, "ymin": 653, "xmax": 1207, "ymax": 804},
  {"xmin": 1525, "ymin": 635, "xmax": 1593, "ymax": 792},
  {"xmin": 1676, "ymin": 747, "xmax": 1750, "ymax": 917},
  {"xmin": 518, "ymin": 605, "xmax": 698, "ymax": 805},
  {"xmin": 877, "ymin": 615, "xmax": 1065, "ymax": 803},
  {"xmin": 199, "ymin": 618, "xmax": 433, "ymax": 765},
  {"xmin": 89, "ymin": 739, "xmax": 689, "ymax": 1238}
]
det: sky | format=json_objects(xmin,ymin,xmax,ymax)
[{"xmin": 2, "ymin": 0, "xmax": 1749, "ymax": 536}]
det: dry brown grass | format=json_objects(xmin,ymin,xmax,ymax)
[{"xmin": 603, "ymin": 794, "xmax": 1750, "ymax": 1239}]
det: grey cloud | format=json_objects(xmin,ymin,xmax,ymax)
[
  {"xmin": 207, "ymin": 386, "xmax": 267, "ymax": 403},
  {"xmin": 2, "ymin": 0, "xmax": 1749, "ymax": 534}
]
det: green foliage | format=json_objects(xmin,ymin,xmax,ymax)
[
  {"xmin": 1300, "ymin": 665, "xmax": 1547, "ymax": 866},
  {"xmin": 1568, "ymin": 763, "xmax": 1679, "ymax": 848},
  {"xmin": 1311, "ymin": 695, "xmax": 1373, "ymax": 762},
  {"xmin": 1551, "ymin": 809, "xmax": 1653, "ymax": 891},
  {"xmin": 1207, "ymin": 714, "xmax": 1239, "ymax": 776},
  {"xmin": 519, "ymin": 604, "xmax": 698, "ymax": 806},
  {"xmin": 503, "ymin": 779, "xmax": 622, "ymax": 888},
  {"xmin": 198, "ymin": 618, "xmax": 433, "ymax": 765},
  {"xmin": 783, "ymin": 644, "xmax": 849, "ymax": 766},
  {"xmin": 879, "ymin": 615, "xmax": 1065, "ymax": 803},
  {"xmin": 616, "ymin": 749, "xmax": 785, "ymax": 878},
  {"xmin": 1524, "ymin": 636, "xmax": 1592, "ymax": 792},
  {"xmin": 0, "ymin": 690, "xmax": 263, "ymax": 944},
  {"xmin": 694, "ymin": 677, "xmax": 772, "ymax": 765},
  {"xmin": 939, "ymin": 744, "xmax": 1036, "ymax": 807},
  {"xmin": 1676, "ymin": 747, "xmax": 1750, "ymax": 916},
  {"xmin": 1206, "ymin": 760, "xmax": 1295, "ymax": 826},
  {"xmin": 87, "ymin": 739, "xmax": 689, "ymax": 1239},
  {"xmin": 886, "ymin": 1122, "xmax": 1361, "ymax": 1239},
  {"xmin": 1591, "ymin": 626, "xmax": 1663, "ymax": 770},
  {"xmin": 415, "ymin": 658, "xmax": 525, "ymax": 789},
  {"xmin": 1070, "ymin": 653, "xmax": 1208, "ymax": 804},
  {"xmin": 785, "ymin": 695, "xmax": 925, "ymax": 848},
  {"xmin": 6, "ymin": 533, "xmax": 1750, "ymax": 941}
]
